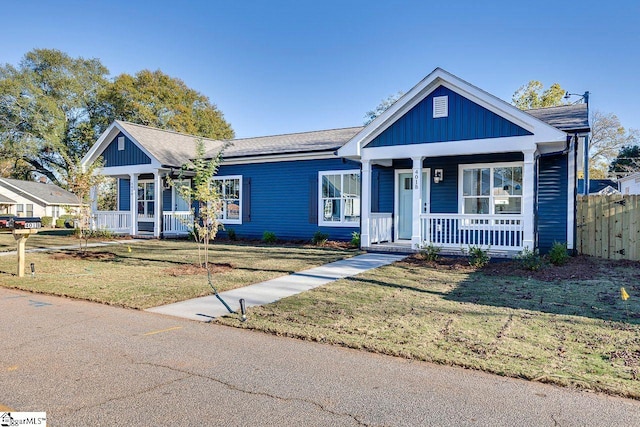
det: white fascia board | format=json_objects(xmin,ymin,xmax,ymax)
[
  {"xmin": 82, "ymin": 121, "xmax": 162, "ymax": 169},
  {"xmin": 618, "ymin": 171, "xmax": 640, "ymax": 183},
  {"xmin": 220, "ymin": 151, "xmax": 342, "ymax": 166},
  {"xmin": 361, "ymin": 135, "xmax": 536, "ymax": 162},
  {"xmin": 338, "ymin": 67, "xmax": 567, "ymax": 158},
  {"xmin": 97, "ymin": 164, "xmax": 164, "ymax": 177}
]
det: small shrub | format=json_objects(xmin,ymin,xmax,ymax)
[
  {"xmin": 41, "ymin": 216, "xmax": 53, "ymax": 228},
  {"xmin": 465, "ymin": 245, "xmax": 490, "ymax": 268},
  {"xmin": 227, "ymin": 228, "xmax": 237, "ymax": 241},
  {"xmin": 56, "ymin": 215, "xmax": 74, "ymax": 228},
  {"xmin": 548, "ymin": 241, "xmax": 570, "ymax": 266},
  {"xmin": 516, "ymin": 247, "xmax": 544, "ymax": 271},
  {"xmin": 419, "ymin": 243, "xmax": 441, "ymax": 261},
  {"xmin": 73, "ymin": 228, "xmax": 116, "ymax": 239},
  {"xmin": 350, "ymin": 231, "xmax": 360, "ymax": 248},
  {"xmin": 312, "ymin": 230, "xmax": 329, "ymax": 246},
  {"xmin": 262, "ymin": 231, "xmax": 277, "ymax": 244}
]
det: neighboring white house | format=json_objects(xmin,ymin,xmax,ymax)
[
  {"xmin": 618, "ymin": 172, "xmax": 640, "ymax": 195},
  {"xmin": 0, "ymin": 178, "xmax": 80, "ymax": 221}
]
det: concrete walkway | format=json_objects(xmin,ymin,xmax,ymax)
[
  {"xmin": 147, "ymin": 252, "xmax": 406, "ymax": 321},
  {"xmin": 0, "ymin": 239, "xmax": 142, "ymax": 257}
]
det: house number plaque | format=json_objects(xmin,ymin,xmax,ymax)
[{"xmin": 414, "ymin": 169, "xmax": 420, "ymax": 189}]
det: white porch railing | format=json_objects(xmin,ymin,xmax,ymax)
[
  {"xmin": 370, "ymin": 213, "xmax": 392, "ymax": 244},
  {"xmin": 91, "ymin": 211, "xmax": 131, "ymax": 233},
  {"xmin": 163, "ymin": 211, "xmax": 193, "ymax": 235},
  {"xmin": 420, "ymin": 214, "xmax": 523, "ymax": 250}
]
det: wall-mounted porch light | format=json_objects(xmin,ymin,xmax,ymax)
[{"xmin": 433, "ymin": 169, "xmax": 444, "ymax": 184}]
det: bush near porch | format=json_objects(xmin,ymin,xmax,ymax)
[{"xmin": 217, "ymin": 254, "xmax": 640, "ymax": 400}]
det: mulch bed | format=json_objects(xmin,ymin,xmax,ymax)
[
  {"xmin": 163, "ymin": 263, "xmax": 233, "ymax": 276},
  {"xmin": 404, "ymin": 253, "xmax": 640, "ymax": 283},
  {"xmin": 50, "ymin": 251, "xmax": 117, "ymax": 261}
]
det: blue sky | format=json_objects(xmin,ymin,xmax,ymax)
[{"xmin": 2, "ymin": 1, "xmax": 639, "ymax": 138}]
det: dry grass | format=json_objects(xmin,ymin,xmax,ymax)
[
  {"xmin": 216, "ymin": 255, "xmax": 640, "ymax": 399},
  {"xmin": 0, "ymin": 238, "xmax": 358, "ymax": 309}
]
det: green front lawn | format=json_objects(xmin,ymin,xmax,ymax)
[
  {"xmin": 0, "ymin": 239, "xmax": 357, "ymax": 309},
  {"xmin": 217, "ymin": 255, "xmax": 640, "ymax": 399}
]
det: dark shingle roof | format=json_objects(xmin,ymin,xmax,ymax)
[
  {"xmin": 117, "ymin": 121, "xmax": 224, "ymax": 167},
  {"xmin": 217, "ymin": 127, "xmax": 364, "ymax": 159},
  {"xmin": 116, "ymin": 103, "xmax": 588, "ymax": 166},
  {"xmin": 526, "ymin": 103, "xmax": 590, "ymax": 133},
  {"xmin": 0, "ymin": 178, "xmax": 79, "ymax": 205}
]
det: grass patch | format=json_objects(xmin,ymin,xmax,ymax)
[
  {"xmin": 216, "ymin": 255, "xmax": 640, "ymax": 399},
  {"xmin": 0, "ymin": 239, "xmax": 357, "ymax": 309},
  {"xmin": 0, "ymin": 228, "xmax": 83, "ymax": 251}
]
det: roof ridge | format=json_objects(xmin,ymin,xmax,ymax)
[
  {"xmin": 230, "ymin": 126, "xmax": 364, "ymax": 142},
  {"xmin": 116, "ymin": 120, "xmax": 224, "ymax": 143}
]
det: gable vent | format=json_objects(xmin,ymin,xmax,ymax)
[
  {"xmin": 433, "ymin": 96, "xmax": 448, "ymax": 118},
  {"xmin": 117, "ymin": 136, "xmax": 125, "ymax": 151}
]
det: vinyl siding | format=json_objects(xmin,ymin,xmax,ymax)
[
  {"xmin": 216, "ymin": 158, "xmax": 360, "ymax": 241},
  {"xmin": 366, "ymin": 86, "xmax": 532, "ymax": 148},
  {"xmin": 102, "ymin": 132, "xmax": 152, "ymax": 167},
  {"xmin": 537, "ymin": 154, "xmax": 568, "ymax": 253}
]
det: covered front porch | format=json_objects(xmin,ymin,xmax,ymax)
[
  {"xmin": 359, "ymin": 151, "xmax": 535, "ymax": 257},
  {"xmin": 89, "ymin": 167, "xmax": 194, "ymax": 238}
]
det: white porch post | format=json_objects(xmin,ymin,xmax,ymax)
[
  {"xmin": 89, "ymin": 186, "xmax": 97, "ymax": 231},
  {"xmin": 411, "ymin": 156, "xmax": 424, "ymax": 248},
  {"xmin": 522, "ymin": 150, "xmax": 535, "ymax": 250},
  {"xmin": 360, "ymin": 160, "xmax": 372, "ymax": 248},
  {"xmin": 130, "ymin": 173, "xmax": 138, "ymax": 236},
  {"xmin": 154, "ymin": 171, "xmax": 162, "ymax": 238}
]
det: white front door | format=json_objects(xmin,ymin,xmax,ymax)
[{"xmin": 396, "ymin": 170, "xmax": 430, "ymax": 241}]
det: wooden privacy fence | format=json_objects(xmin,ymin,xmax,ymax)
[{"xmin": 576, "ymin": 195, "xmax": 640, "ymax": 261}]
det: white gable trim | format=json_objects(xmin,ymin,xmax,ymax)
[
  {"xmin": 338, "ymin": 68, "xmax": 568, "ymax": 159},
  {"xmin": 82, "ymin": 121, "xmax": 162, "ymax": 169}
]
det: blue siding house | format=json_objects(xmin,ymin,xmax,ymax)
[{"xmin": 82, "ymin": 68, "xmax": 590, "ymax": 256}]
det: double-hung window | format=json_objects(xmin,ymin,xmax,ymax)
[
  {"xmin": 319, "ymin": 170, "xmax": 361, "ymax": 226},
  {"xmin": 461, "ymin": 163, "xmax": 523, "ymax": 215},
  {"xmin": 212, "ymin": 176, "xmax": 242, "ymax": 224},
  {"xmin": 137, "ymin": 181, "xmax": 155, "ymax": 218}
]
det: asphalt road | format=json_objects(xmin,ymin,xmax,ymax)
[{"xmin": 1, "ymin": 288, "xmax": 639, "ymax": 426}]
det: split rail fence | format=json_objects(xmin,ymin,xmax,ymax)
[{"xmin": 576, "ymin": 195, "xmax": 640, "ymax": 261}]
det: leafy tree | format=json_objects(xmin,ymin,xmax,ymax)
[
  {"xmin": 609, "ymin": 145, "xmax": 640, "ymax": 177},
  {"xmin": 512, "ymin": 81, "xmax": 639, "ymax": 178},
  {"xmin": 0, "ymin": 49, "xmax": 109, "ymax": 185},
  {"xmin": 589, "ymin": 110, "xmax": 639, "ymax": 177},
  {"xmin": 364, "ymin": 91, "xmax": 404, "ymax": 125},
  {"xmin": 65, "ymin": 154, "xmax": 106, "ymax": 252},
  {"xmin": 0, "ymin": 50, "xmax": 235, "ymax": 187},
  {"xmin": 511, "ymin": 81, "xmax": 567, "ymax": 109},
  {"xmin": 97, "ymin": 70, "xmax": 234, "ymax": 140},
  {"xmin": 167, "ymin": 139, "xmax": 229, "ymax": 268}
]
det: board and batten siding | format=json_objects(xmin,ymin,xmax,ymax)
[
  {"xmin": 118, "ymin": 178, "xmax": 130, "ymax": 211},
  {"xmin": 366, "ymin": 86, "xmax": 532, "ymax": 148},
  {"xmin": 537, "ymin": 154, "xmax": 569, "ymax": 253},
  {"xmin": 216, "ymin": 158, "xmax": 360, "ymax": 241},
  {"xmin": 101, "ymin": 132, "xmax": 152, "ymax": 167}
]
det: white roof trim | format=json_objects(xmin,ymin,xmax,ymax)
[
  {"xmin": 338, "ymin": 68, "xmax": 568, "ymax": 158},
  {"xmin": 82, "ymin": 121, "xmax": 162, "ymax": 169}
]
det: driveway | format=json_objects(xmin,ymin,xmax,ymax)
[{"xmin": 1, "ymin": 288, "xmax": 639, "ymax": 426}]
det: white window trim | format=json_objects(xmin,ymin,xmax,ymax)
[
  {"xmin": 458, "ymin": 161, "xmax": 524, "ymax": 215},
  {"xmin": 318, "ymin": 169, "xmax": 361, "ymax": 227},
  {"xmin": 212, "ymin": 175, "xmax": 242, "ymax": 225},
  {"xmin": 137, "ymin": 179, "xmax": 155, "ymax": 220}
]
